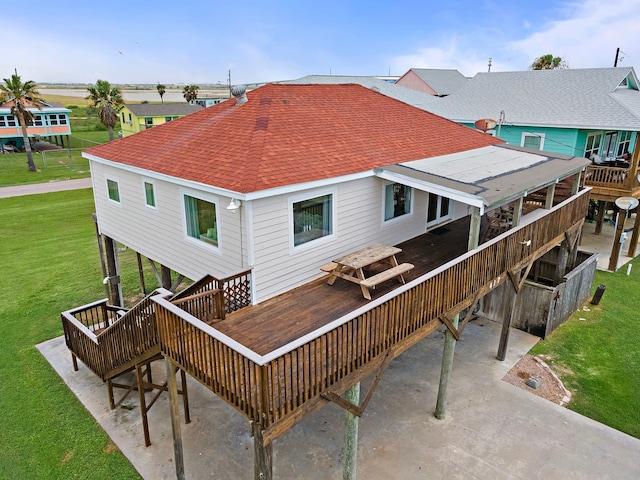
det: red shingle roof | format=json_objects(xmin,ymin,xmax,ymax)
[{"xmin": 86, "ymin": 83, "xmax": 503, "ymax": 193}]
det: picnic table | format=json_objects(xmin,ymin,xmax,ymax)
[{"xmin": 322, "ymin": 244, "xmax": 414, "ymax": 300}]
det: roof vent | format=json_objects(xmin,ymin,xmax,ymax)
[{"xmin": 231, "ymin": 85, "xmax": 248, "ymax": 106}]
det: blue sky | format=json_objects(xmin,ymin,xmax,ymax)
[{"xmin": 4, "ymin": 0, "xmax": 639, "ymax": 85}]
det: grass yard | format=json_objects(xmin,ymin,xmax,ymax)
[
  {"xmin": 0, "ymin": 152, "xmax": 90, "ymax": 187},
  {"xmin": 531, "ymin": 266, "xmax": 640, "ymax": 439},
  {"xmin": 0, "ymin": 189, "xmax": 168, "ymax": 479}
]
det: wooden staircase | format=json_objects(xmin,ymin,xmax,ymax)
[{"xmin": 61, "ymin": 288, "xmax": 190, "ymax": 446}]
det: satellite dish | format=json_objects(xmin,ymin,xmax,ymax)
[
  {"xmin": 474, "ymin": 118, "xmax": 497, "ymax": 132},
  {"xmin": 614, "ymin": 196, "xmax": 639, "ymax": 210}
]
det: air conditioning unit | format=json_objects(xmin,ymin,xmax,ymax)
[{"xmin": 125, "ymin": 120, "xmax": 132, "ymax": 125}]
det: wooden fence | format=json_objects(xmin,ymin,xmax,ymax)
[{"xmin": 153, "ymin": 189, "xmax": 591, "ymax": 442}]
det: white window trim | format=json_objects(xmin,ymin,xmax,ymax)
[
  {"xmin": 521, "ymin": 132, "xmax": 545, "ymax": 150},
  {"xmin": 381, "ymin": 181, "xmax": 414, "ymax": 226},
  {"xmin": 180, "ymin": 188, "xmax": 221, "ymax": 254},
  {"xmin": 105, "ymin": 176, "xmax": 122, "ymax": 206},
  {"xmin": 142, "ymin": 178, "xmax": 157, "ymax": 211},
  {"xmin": 288, "ymin": 187, "xmax": 337, "ymax": 254}
]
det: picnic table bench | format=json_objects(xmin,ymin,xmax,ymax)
[{"xmin": 321, "ymin": 244, "xmax": 414, "ymax": 300}]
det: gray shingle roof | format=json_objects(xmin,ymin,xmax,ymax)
[
  {"xmin": 407, "ymin": 69, "xmax": 468, "ymax": 96},
  {"xmin": 279, "ymin": 75, "xmax": 439, "ymax": 109},
  {"xmin": 423, "ymin": 67, "xmax": 640, "ymax": 131},
  {"xmin": 125, "ymin": 103, "xmax": 204, "ymax": 116}
]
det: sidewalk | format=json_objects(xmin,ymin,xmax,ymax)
[{"xmin": 0, "ymin": 178, "xmax": 93, "ymax": 198}]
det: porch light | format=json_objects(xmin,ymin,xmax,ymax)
[{"xmin": 227, "ymin": 198, "xmax": 241, "ymax": 211}]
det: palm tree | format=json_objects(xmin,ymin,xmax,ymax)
[
  {"xmin": 182, "ymin": 85, "xmax": 199, "ymax": 103},
  {"xmin": 86, "ymin": 80, "xmax": 124, "ymax": 141},
  {"xmin": 156, "ymin": 83, "xmax": 166, "ymax": 104},
  {"xmin": 0, "ymin": 72, "xmax": 42, "ymax": 171},
  {"xmin": 529, "ymin": 54, "xmax": 568, "ymax": 70}
]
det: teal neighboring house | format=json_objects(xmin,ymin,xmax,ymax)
[{"xmin": 423, "ymin": 67, "xmax": 640, "ymax": 161}]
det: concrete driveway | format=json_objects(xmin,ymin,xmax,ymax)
[{"xmin": 38, "ymin": 318, "xmax": 640, "ymax": 479}]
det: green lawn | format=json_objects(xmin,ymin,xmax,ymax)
[
  {"xmin": 531, "ymin": 266, "xmax": 640, "ymax": 438},
  {"xmin": 0, "ymin": 190, "xmax": 143, "ymax": 479},
  {"xmin": 1, "ymin": 187, "xmax": 639, "ymax": 479}
]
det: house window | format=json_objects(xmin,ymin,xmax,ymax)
[
  {"xmin": 585, "ymin": 132, "xmax": 602, "ymax": 159},
  {"xmin": 30, "ymin": 115, "xmax": 43, "ymax": 127},
  {"xmin": 7, "ymin": 115, "xmax": 16, "ymax": 127},
  {"xmin": 144, "ymin": 181, "xmax": 155, "ymax": 208},
  {"xmin": 58, "ymin": 114, "xmax": 67, "ymax": 125},
  {"xmin": 293, "ymin": 193, "xmax": 333, "ymax": 246},
  {"xmin": 427, "ymin": 193, "xmax": 450, "ymax": 226},
  {"xmin": 184, "ymin": 194, "xmax": 218, "ymax": 246},
  {"xmin": 0, "ymin": 116, "xmax": 6, "ymax": 127},
  {"xmin": 602, "ymin": 132, "xmax": 618, "ymax": 160},
  {"xmin": 49, "ymin": 115, "xmax": 58, "ymax": 126},
  {"xmin": 617, "ymin": 131, "xmax": 633, "ymax": 157},
  {"xmin": 145, "ymin": 117, "xmax": 153, "ymax": 128},
  {"xmin": 121, "ymin": 112, "xmax": 125, "ymax": 122},
  {"xmin": 384, "ymin": 183, "xmax": 412, "ymax": 221},
  {"xmin": 107, "ymin": 179, "xmax": 120, "ymax": 203},
  {"xmin": 165, "ymin": 116, "xmax": 173, "ymax": 122},
  {"xmin": 521, "ymin": 132, "xmax": 545, "ymax": 150}
]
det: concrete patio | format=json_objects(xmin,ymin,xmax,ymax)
[{"xmin": 39, "ymin": 317, "xmax": 640, "ymax": 479}]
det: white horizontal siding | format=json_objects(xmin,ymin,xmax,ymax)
[
  {"xmin": 252, "ymin": 177, "xmax": 429, "ymax": 302},
  {"xmin": 92, "ymin": 163, "xmax": 243, "ymax": 281}
]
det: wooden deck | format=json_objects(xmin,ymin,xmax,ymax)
[
  {"xmin": 154, "ymin": 189, "xmax": 590, "ymax": 448},
  {"xmin": 213, "ymin": 217, "xmax": 471, "ymax": 356}
]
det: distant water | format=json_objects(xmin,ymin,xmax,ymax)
[{"xmin": 40, "ymin": 88, "xmax": 230, "ymax": 103}]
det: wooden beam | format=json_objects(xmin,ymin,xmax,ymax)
[
  {"xmin": 136, "ymin": 252, "xmax": 146, "ymax": 295},
  {"xmin": 497, "ymin": 278, "xmax": 519, "ymax": 361},
  {"xmin": 468, "ymin": 206, "xmax": 482, "ymax": 250},
  {"xmin": 342, "ymin": 382, "xmax": 360, "ymax": 480},
  {"xmin": 628, "ymin": 209, "xmax": 640, "ymax": 258},
  {"xmin": 103, "ymin": 235, "xmax": 122, "ymax": 307},
  {"xmin": 439, "ymin": 314, "xmax": 460, "ymax": 341},
  {"xmin": 511, "ymin": 198, "xmax": 523, "ymax": 227},
  {"xmin": 161, "ymin": 265, "xmax": 172, "ymax": 290},
  {"xmin": 553, "ymin": 239, "xmax": 569, "ymax": 285},
  {"xmin": 608, "ymin": 210, "xmax": 627, "ymax": 271},
  {"xmin": 165, "ymin": 358, "xmax": 185, "ymax": 480},
  {"xmin": 571, "ymin": 171, "xmax": 582, "ymax": 195},
  {"xmin": 545, "ymin": 183, "xmax": 556, "ymax": 209},
  {"xmin": 595, "ymin": 201, "xmax": 607, "ymax": 235},
  {"xmin": 252, "ymin": 422, "xmax": 273, "ymax": 480},
  {"xmin": 435, "ymin": 313, "xmax": 459, "ymax": 419}
]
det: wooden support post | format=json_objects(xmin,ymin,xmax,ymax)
[
  {"xmin": 435, "ymin": 314, "xmax": 459, "ymax": 419},
  {"xmin": 161, "ymin": 265, "xmax": 172, "ymax": 290},
  {"xmin": 497, "ymin": 281, "xmax": 519, "ymax": 361},
  {"xmin": 343, "ymin": 382, "xmax": 360, "ymax": 480},
  {"xmin": 103, "ymin": 235, "xmax": 122, "ymax": 307},
  {"xmin": 252, "ymin": 422, "xmax": 273, "ymax": 480},
  {"xmin": 511, "ymin": 198, "xmax": 523, "ymax": 227},
  {"xmin": 627, "ymin": 210, "xmax": 640, "ymax": 258},
  {"xmin": 468, "ymin": 207, "xmax": 481, "ymax": 250},
  {"xmin": 595, "ymin": 201, "xmax": 607, "ymax": 235},
  {"xmin": 545, "ymin": 183, "xmax": 556, "ymax": 209},
  {"xmin": 553, "ymin": 240, "xmax": 569, "ymax": 285},
  {"xmin": 135, "ymin": 364, "xmax": 152, "ymax": 447},
  {"xmin": 166, "ymin": 358, "xmax": 185, "ymax": 480},
  {"xmin": 136, "ymin": 252, "xmax": 147, "ymax": 295},
  {"xmin": 609, "ymin": 210, "xmax": 627, "ymax": 271}
]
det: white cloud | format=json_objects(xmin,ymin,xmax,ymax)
[{"xmin": 508, "ymin": 0, "xmax": 640, "ymax": 69}]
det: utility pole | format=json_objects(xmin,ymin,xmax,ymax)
[
  {"xmin": 614, "ymin": 47, "xmax": 620, "ymax": 67},
  {"xmin": 488, "ymin": 57, "xmax": 492, "ymax": 72},
  {"xmin": 228, "ymin": 70, "xmax": 232, "ymax": 98}
]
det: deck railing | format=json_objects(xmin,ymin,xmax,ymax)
[
  {"xmin": 584, "ymin": 165, "xmax": 628, "ymax": 188},
  {"xmin": 62, "ymin": 289, "xmax": 173, "ymax": 380},
  {"xmin": 154, "ymin": 189, "xmax": 590, "ymax": 440}
]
